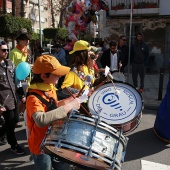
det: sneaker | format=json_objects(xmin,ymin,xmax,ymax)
[
  {"xmin": 139, "ymin": 88, "xmax": 143, "ymax": 93},
  {"xmin": 0, "ymin": 135, "xmax": 7, "ymax": 145},
  {"xmin": 11, "ymin": 144, "xmax": 25, "ymax": 155},
  {"xmin": 135, "ymin": 87, "xmax": 139, "ymax": 90}
]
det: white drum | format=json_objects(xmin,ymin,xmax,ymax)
[{"xmin": 88, "ymin": 83, "xmax": 144, "ymax": 134}]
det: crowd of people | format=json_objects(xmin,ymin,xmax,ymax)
[{"xmin": 0, "ymin": 28, "xmax": 150, "ymax": 170}]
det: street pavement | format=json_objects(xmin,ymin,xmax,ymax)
[{"xmin": 0, "ymin": 72, "xmax": 170, "ymax": 170}]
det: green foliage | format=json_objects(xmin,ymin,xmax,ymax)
[
  {"xmin": 43, "ymin": 28, "xmax": 69, "ymax": 40},
  {"xmin": 57, "ymin": 28, "xmax": 69, "ymax": 40},
  {"xmin": 30, "ymin": 33, "xmax": 40, "ymax": 40},
  {"xmin": 43, "ymin": 28, "xmax": 58, "ymax": 40},
  {"xmin": 0, "ymin": 14, "xmax": 32, "ymax": 38},
  {"xmin": 84, "ymin": 34, "xmax": 93, "ymax": 42}
]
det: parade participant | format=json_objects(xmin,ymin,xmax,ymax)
[
  {"xmin": 9, "ymin": 28, "xmax": 32, "ymax": 66},
  {"xmin": 90, "ymin": 46, "xmax": 102, "ymax": 73},
  {"xmin": 0, "ymin": 40, "xmax": 25, "ymax": 154},
  {"xmin": 100, "ymin": 40, "xmax": 122, "ymax": 73},
  {"xmin": 26, "ymin": 55, "xmax": 80, "ymax": 170},
  {"xmin": 61, "ymin": 40, "xmax": 95, "ymax": 94},
  {"xmin": 131, "ymin": 32, "xmax": 150, "ymax": 93},
  {"xmin": 9, "ymin": 28, "xmax": 32, "ymax": 127}
]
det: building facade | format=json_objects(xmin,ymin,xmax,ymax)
[
  {"xmin": 0, "ymin": 0, "xmax": 53, "ymax": 34},
  {"xmin": 98, "ymin": 0, "xmax": 170, "ymax": 70}
]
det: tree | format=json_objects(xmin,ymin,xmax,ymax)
[
  {"xmin": 0, "ymin": 15, "xmax": 32, "ymax": 39},
  {"xmin": 43, "ymin": 28, "xmax": 68, "ymax": 40},
  {"xmin": 47, "ymin": 0, "xmax": 72, "ymax": 28}
]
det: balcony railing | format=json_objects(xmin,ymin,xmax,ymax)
[{"xmin": 111, "ymin": 0, "xmax": 159, "ymax": 10}]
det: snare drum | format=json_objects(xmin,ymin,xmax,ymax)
[
  {"xmin": 88, "ymin": 82, "xmax": 144, "ymax": 134},
  {"xmin": 41, "ymin": 114, "xmax": 128, "ymax": 170}
]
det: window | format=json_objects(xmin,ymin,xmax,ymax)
[{"xmin": 125, "ymin": 23, "xmax": 142, "ymax": 44}]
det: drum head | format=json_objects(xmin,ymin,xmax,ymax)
[
  {"xmin": 88, "ymin": 83, "xmax": 143, "ymax": 125},
  {"xmin": 112, "ymin": 71, "xmax": 125, "ymax": 82}
]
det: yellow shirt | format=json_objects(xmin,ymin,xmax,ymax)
[
  {"xmin": 61, "ymin": 65, "xmax": 95, "ymax": 90},
  {"xmin": 9, "ymin": 48, "xmax": 27, "ymax": 66}
]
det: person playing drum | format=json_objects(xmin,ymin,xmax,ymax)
[
  {"xmin": 26, "ymin": 55, "xmax": 80, "ymax": 170},
  {"xmin": 61, "ymin": 40, "xmax": 95, "ymax": 96}
]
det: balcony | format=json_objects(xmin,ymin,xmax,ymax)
[{"xmin": 110, "ymin": 0, "xmax": 159, "ymax": 16}]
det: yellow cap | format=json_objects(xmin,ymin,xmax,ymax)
[{"xmin": 69, "ymin": 40, "xmax": 91, "ymax": 54}]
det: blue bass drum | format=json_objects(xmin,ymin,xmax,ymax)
[{"xmin": 88, "ymin": 82, "xmax": 144, "ymax": 134}]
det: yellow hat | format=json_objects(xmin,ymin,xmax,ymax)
[
  {"xmin": 33, "ymin": 55, "xmax": 70, "ymax": 76},
  {"xmin": 69, "ymin": 40, "xmax": 91, "ymax": 54}
]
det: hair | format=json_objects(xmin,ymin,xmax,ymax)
[
  {"xmin": 0, "ymin": 41, "xmax": 7, "ymax": 46},
  {"xmin": 136, "ymin": 32, "xmax": 143, "ymax": 37},
  {"xmin": 99, "ymin": 41, "xmax": 105, "ymax": 47},
  {"xmin": 69, "ymin": 50, "xmax": 90, "ymax": 71},
  {"xmin": 53, "ymin": 44, "xmax": 61, "ymax": 49},
  {"xmin": 16, "ymin": 34, "xmax": 30, "ymax": 41},
  {"xmin": 30, "ymin": 73, "xmax": 51, "ymax": 84},
  {"xmin": 119, "ymin": 35, "xmax": 126, "ymax": 39},
  {"xmin": 109, "ymin": 40, "xmax": 117, "ymax": 47}
]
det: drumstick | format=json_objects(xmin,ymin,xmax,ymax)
[
  {"xmin": 119, "ymin": 61, "xmax": 122, "ymax": 76},
  {"xmin": 64, "ymin": 87, "xmax": 92, "ymax": 117},
  {"xmin": 94, "ymin": 78, "xmax": 108, "ymax": 91}
]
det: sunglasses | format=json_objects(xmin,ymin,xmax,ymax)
[
  {"xmin": 0, "ymin": 49, "xmax": 9, "ymax": 52},
  {"xmin": 122, "ymin": 39, "xmax": 127, "ymax": 41}
]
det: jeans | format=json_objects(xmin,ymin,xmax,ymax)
[
  {"xmin": 0, "ymin": 109, "xmax": 18, "ymax": 147},
  {"xmin": 32, "ymin": 153, "xmax": 70, "ymax": 170}
]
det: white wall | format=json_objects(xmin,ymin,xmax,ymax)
[{"xmin": 159, "ymin": 0, "xmax": 170, "ymax": 15}]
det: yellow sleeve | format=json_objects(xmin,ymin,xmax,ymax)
[
  {"xmin": 9, "ymin": 51, "xmax": 16, "ymax": 65},
  {"xmin": 61, "ymin": 71, "xmax": 76, "ymax": 89}
]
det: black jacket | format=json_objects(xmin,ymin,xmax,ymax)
[
  {"xmin": 100, "ymin": 48, "xmax": 121, "ymax": 70},
  {"xmin": 118, "ymin": 44, "xmax": 129, "ymax": 68},
  {"xmin": 0, "ymin": 59, "xmax": 24, "ymax": 110},
  {"xmin": 130, "ymin": 41, "xmax": 150, "ymax": 65}
]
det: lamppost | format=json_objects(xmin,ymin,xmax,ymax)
[{"xmin": 38, "ymin": 0, "xmax": 42, "ymax": 47}]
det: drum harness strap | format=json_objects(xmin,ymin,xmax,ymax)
[{"xmin": 26, "ymin": 91, "xmax": 57, "ymax": 150}]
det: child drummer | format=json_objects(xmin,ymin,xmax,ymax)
[{"xmin": 26, "ymin": 55, "xmax": 80, "ymax": 170}]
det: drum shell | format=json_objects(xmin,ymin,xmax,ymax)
[{"xmin": 41, "ymin": 115, "xmax": 128, "ymax": 170}]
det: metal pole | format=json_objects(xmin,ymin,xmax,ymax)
[
  {"xmin": 127, "ymin": 0, "xmax": 133, "ymax": 83},
  {"xmin": 38, "ymin": 0, "xmax": 42, "ymax": 47}
]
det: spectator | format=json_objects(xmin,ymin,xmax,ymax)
[
  {"xmin": 52, "ymin": 44, "xmax": 67, "ymax": 66},
  {"xmin": 118, "ymin": 35, "xmax": 129, "ymax": 73},
  {"xmin": 100, "ymin": 41, "xmax": 107, "ymax": 52},
  {"xmin": 131, "ymin": 32, "xmax": 150, "ymax": 93},
  {"xmin": 0, "ymin": 40, "xmax": 25, "ymax": 154}
]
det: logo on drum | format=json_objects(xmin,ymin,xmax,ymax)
[
  {"xmin": 88, "ymin": 83, "xmax": 142, "ymax": 125},
  {"xmin": 103, "ymin": 93, "xmax": 122, "ymax": 111}
]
